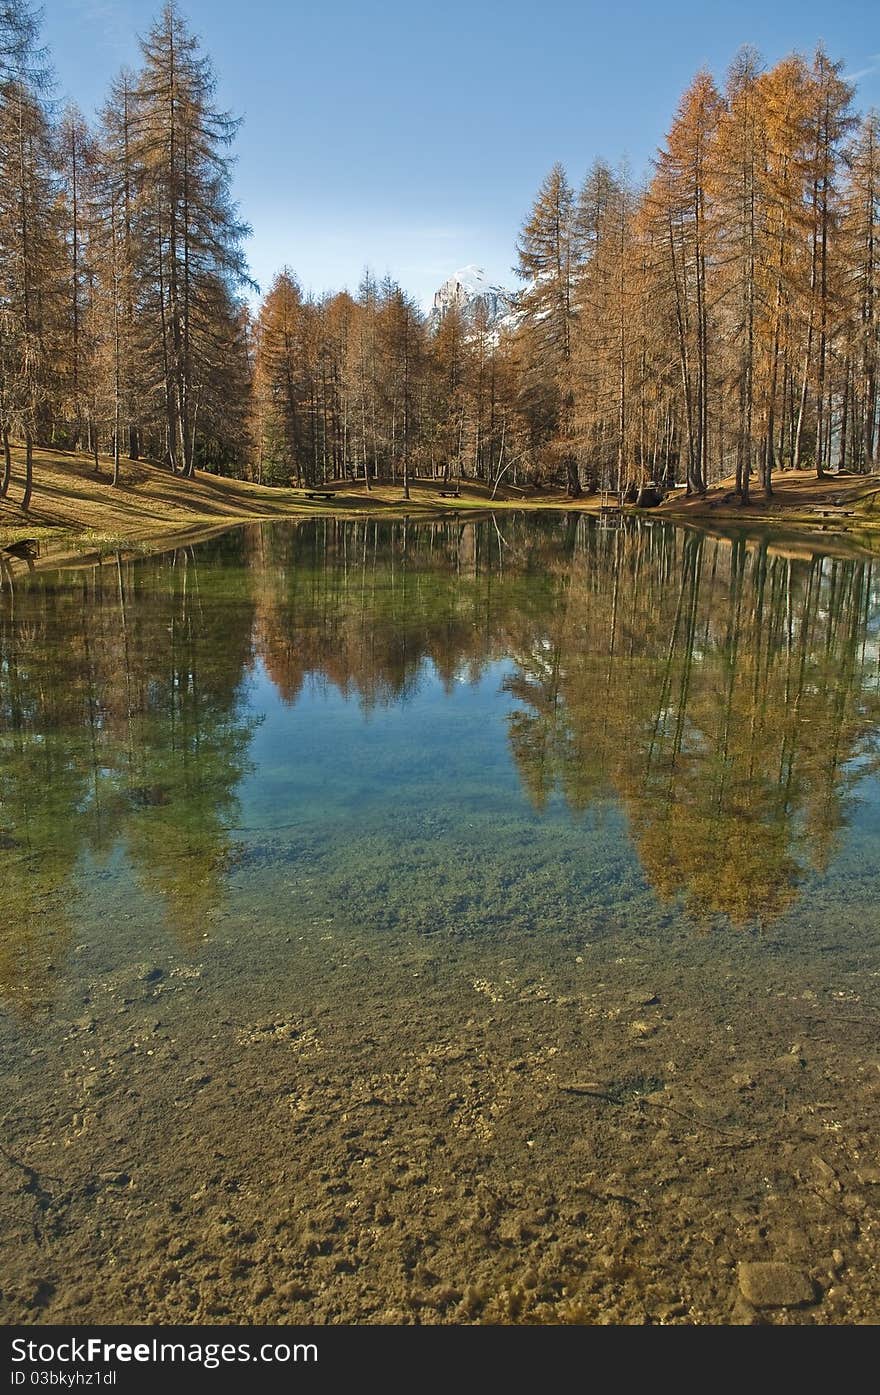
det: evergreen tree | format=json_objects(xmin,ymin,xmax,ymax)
[
  {"xmin": 515, "ymin": 164, "xmax": 582, "ymax": 495},
  {"xmin": 132, "ymin": 1, "xmax": 251, "ymax": 475},
  {"xmin": 0, "ymin": 0, "xmax": 58, "ymax": 508}
]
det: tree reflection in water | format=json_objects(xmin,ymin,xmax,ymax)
[{"xmin": 2, "ymin": 516, "xmax": 879, "ymax": 1012}]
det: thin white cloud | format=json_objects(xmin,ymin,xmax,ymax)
[
  {"xmin": 846, "ymin": 53, "xmax": 880, "ymax": 82},
  {"xmin": 63, "ymin": 0, "xmax": 135, "ymax": 58}
]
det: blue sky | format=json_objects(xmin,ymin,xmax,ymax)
[{"xmin": 46, "ymin": 0, "xmax": 880, "ymax": 307}]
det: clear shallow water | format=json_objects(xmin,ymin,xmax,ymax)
[{"xmin": 2, "ymin": 515, "xmax": 880, "ymax": 1324}]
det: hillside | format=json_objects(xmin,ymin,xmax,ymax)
[
  {"xmin": 5, "ymin": 449, "xmax": 880, "ymax": 567},
  {"xmin": 0, "ymin": 446, "xmax": 593, "ymax": 553},
  {"xmin": 659, "ymin": 469, "xmax": 878, "ymax": 522}
]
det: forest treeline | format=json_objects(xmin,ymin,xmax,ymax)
[{"xmin": 1, "ymin": 1, "xmax": 879, "ymax": 509}]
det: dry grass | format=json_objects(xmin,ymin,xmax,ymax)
[
  {"xmin": 4, "ymin": 448, "xmax": 877, "ymax": 563},
  {"xmin": 659, "ymin": 468, "xmax": 880, "ymax": 521},
  {"xmin": 0, "ymin": 444, "xmax": 603, "ymax": 552}
]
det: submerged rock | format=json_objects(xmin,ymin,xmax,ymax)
[{"xmin": 737, "ymin": 1261, "xmax": 816, "ymax": 1308}]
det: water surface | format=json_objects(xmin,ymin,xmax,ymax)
[{"xmin": 2, "ymin": 515, "xmax": 880, "ymax": 1324}]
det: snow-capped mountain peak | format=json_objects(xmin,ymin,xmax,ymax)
[
  {"xmin": 428, "ymin": 266, "xmax": 516, "ymax": 336},
  {"xmin": 433, "ymin": 264, "xmax": 489, "ymax": 309}
]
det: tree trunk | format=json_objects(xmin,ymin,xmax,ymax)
[
  {"xmin": 565, "ymin": 455, "xmax": 582, "ymax": 497},
  {"xmin": 0, "ymin": 426, "xmax": 11, "ymax": 498},
  {"xmin": 21, "ymin": 433, "xmax": 33, "ymax": 511}
]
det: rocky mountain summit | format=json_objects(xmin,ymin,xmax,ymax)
[{"xmin": 427, "ymin": 265, "xmax": 517, "ymax": 336}]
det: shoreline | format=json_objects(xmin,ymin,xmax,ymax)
[{"xmin": 2, "ymin": 448, "xmax": 879, "ymax": 565}]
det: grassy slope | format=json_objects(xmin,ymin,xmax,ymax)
[
  {"xmin": 659, "ymin": 467, "xmax": 880, "ymax": 522},
  {"xmin": 3, "ymin": 448, "xmax": 880, "ymax": 560},
  {"xmin": 0, "ymin": 445, "xmax": 602, "ymax": 551}
]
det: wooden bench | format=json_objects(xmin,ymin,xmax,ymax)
[
  {"xmin": 438, "ymin": 490, "xmax": 461, "ymax": 498},
  {"xmin": 303, "ymin": 490, "xmax": 334, "ymax": 500}
]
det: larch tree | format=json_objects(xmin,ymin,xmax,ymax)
[
  {"xmin": 377, "ymin": 280, "xmax": 423, "ymax": 499},
  {"xmin": 91, "ymin": 141, "xmax": 135, "ymax": 486},
  {"xmin": 57, "ymin": 103, "xmax": 96, "ymax": 453},
  {"xmin": 752, "ymin": 55, "xmax": 813, "ymax": 490},
  {"xmin": 572, "ymin": 166, "xmax": 643, "ymax": 497},
  {"xmin": 0, "ymin": 0, "xmax": 59, "ymax": 509},
  {"xmin": 647, "ymin": 73, "xmax": 723, "ymax": 494},
  {"xmin": 793, "ymin": 49, "xmax": 855, "ymax": 474},
  {"xmin": 515, "ymin": 163, "xmax": 582, "ymax": 495},
  {"xmin": 132, "ymin": 1, "xmax": 251, "ymax": 476},
  {"xmin": 841, "ymin": 112, "xmax": 879, "ymax": 469},
  {"xmin": 253, "ymin": 270, "xmax": 306, "ymax": 485},
  {"xmin": 712, "ymin": 48, "xmax": 767, "ymax": 504},
  {"xmin": 3, "ymin": 7, "xmax": 880, "ymax": 512},
  {"xmin": 430, "ymin": 299, "xmax": 469, "ymax": 483},
  {"xmin": 354, "ymin": 270, "xmax": 380, "ymax": 488},
  {"xmin": 98, "ymin": 68, "xmax": 143, "ymax": 463}
]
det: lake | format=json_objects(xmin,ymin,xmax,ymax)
[{"xmin": 2, "ymin": 513, "xmax": 880, "ymax": 1324}]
